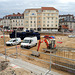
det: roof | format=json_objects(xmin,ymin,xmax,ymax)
[
  {"xmin": 62, "ymin": 25, "xmax": 68, "ymax": 29},
  {"xmin": 26, "ymin": 8, "xmax": 41, "ymax": 11},
  {"xmin": 25, "ymin": 7, "xmax": 58, "ymax": 11},
  {"xmin": 41, "ymin": 7, "xmax": 58, "ymax": 11},
  {"xmin": 5, "ymin": 13, "xmax": 24, "ymax": 17},
  {"xmin": 59, "ymin": 14, "xmax": 73, "ymax": 17}
]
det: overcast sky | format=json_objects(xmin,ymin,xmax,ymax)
[{"xmin": 0, "ymin": 0, "xmax": 75, "ymax": 18}]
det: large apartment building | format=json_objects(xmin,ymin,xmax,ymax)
[
  {"xmin": 0, "ymin": 7, "xmax": 59, "ymax": 31},
  {"xmin": 24, "ymin": 7, "xmax": 59, "ymax": 31}
]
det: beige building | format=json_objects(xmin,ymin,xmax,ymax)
[
  {"xmin": 24, "ymin": 7, "xmax": 59, "ymax": 31},
  {"xmin": 1, "ymin": 13, "xmax": 24, "ymax": 30},
  {"xmin": 0, "ymin": 7, "xmax": 59, "ymax": 31}
]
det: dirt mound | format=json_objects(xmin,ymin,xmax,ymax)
[
  {"xmin": 0, "ymin": 57, "xmax": 34, "ymax": 75},
  {"xmin": 0, "ymin": 61, "xmax": 9, "ymax": 71},
  {"xmin": 0, "ymin": 67, "xmax": 32, "ymax": 75}
]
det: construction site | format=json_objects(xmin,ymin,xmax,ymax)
[{"xmin": 0, "ymin": 30, "xmax": 75, "ymax": 75}]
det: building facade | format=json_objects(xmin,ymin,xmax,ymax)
[
  {"xmin": 59, "ymin": 14, "xmax": 75, "ymax": 32},
  {"xmin": 0, "ymin": 7, "xmax": 59, "ymax": 31},
  {"xmin": 1, "ymin": 13, "xmax": 24, "ymax": 30},
  {"xmin": 24, "ymin": 7, "xmax": 59, "ymax": 31}
]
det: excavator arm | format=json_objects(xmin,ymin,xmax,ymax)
[{"xmin": 37, "ymin": 39, "xmax": 49, "ymax": 51}]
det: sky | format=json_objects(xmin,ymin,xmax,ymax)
[{"xmin": 0, "ymin": 0, "xmax": 75, "ymax": 18}]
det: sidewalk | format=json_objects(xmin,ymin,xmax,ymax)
[{"xmin": 0, "ymin": 53, "xmax": 62, "ymax": 75}]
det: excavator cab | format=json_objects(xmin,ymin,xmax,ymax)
[{"xmin": 48, "ymin": 39, "xmax": 56, "ymax": 49}]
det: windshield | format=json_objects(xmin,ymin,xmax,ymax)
[
  {"xmin": 9, "ymin": 40, "xmax": 14, "ymax": 42},
  {"xmin": 9, "ymin": 39, "xmax": 17, "ymax": 42},
  {"xmin": 22, "ymin": 40, "xmax": 30, "ymax": 43}
]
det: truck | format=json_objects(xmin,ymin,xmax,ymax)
[
  {"xmin": 6, "ymin": 38, "xmax": 21, "ymax": 46},
  {"xmin": 21, "ymin": 37, "xmax": 37, "ymax": 49}
]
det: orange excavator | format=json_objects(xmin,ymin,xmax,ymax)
[
  {"xmin": 37, "ymin": 35, "xmax": 56, "ymax": 51},
  {"xmin": 31, "ymin": 35, "xmax": 56, "ymax": 57}
]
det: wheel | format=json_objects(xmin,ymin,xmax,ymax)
[
  {"xmin": 27, "ymin": 46, "xmax": 31, "ymax": 49},
  {"xmin": 35, "ymin": 43, "xmax": 37, "ymax": 46},
  {"xmin": 11, "ymin": 43, "xmax": 13, "ymax": 46}
]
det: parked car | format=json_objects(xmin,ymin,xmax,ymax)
[
  {"xmin": 6, "ymin": 38, "xmax": 21, "ymax": 46},
  {"xmin": 21, "ymin": 37, "xmax": 37, "ymax": 49}
]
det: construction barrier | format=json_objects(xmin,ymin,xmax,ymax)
[
  {"xmin": 19, "ymin": 47, "xmax": 75, "ymax": 75},
  {"xmin": 0, "ymin": 29, "xmax": 75, "ymax": 75}
]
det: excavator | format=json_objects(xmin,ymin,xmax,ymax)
[
  {"xmin": 31, "ymin": 35, "xmax": 56, "ymax": 57},
  {"xmin": 37, "ymin": 35, "xmax": 56, "ymax": 52}
]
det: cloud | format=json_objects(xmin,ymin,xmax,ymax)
[
  {"xmin": 0, "ymin": 0, "xmax": 75, "ymax": 18},
  {"xmin": 59, "ymin": 0, "xmax": 75, "ymax": 3}
]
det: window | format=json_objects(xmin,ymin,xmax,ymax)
[
  {"xmin": 21, "ymin": 24, "xmax": 23, "ymax": 25},
  {"xmin": 38, "ymin": 14, "xmax": 41, "ymax": 16},
  {"xmin": 13, "ymin": 20, "xmax": 15, "ymax": 22},
  {"xmin": 51, "ymin": 17, "xmax": 53, "ymax": 20},
  {"xmin": 43, "ymin": 21, "xmax": 45, "ymax": 23},
  {"xmin": 38, "ymin": 21, "xmax": 40, "ymax": 23},
  {"xmin": 51, "ymin": 21, "xmax": 53, "ymax": 23},
  {"xmin": 31, "ymin": 21, "xmax": 32, "ymax": 23},
  {"xmin": 48, "ymin": 14, "xmax": 49, "ymax": 16},
  {"xmin": 38, "ymin": 10, "xmax": 41, "ymax": 12},
  {"xmin": 31, "ymin": 25, "xmax": 32, "ymax": 27},
  {"xmin": 26, "ymin": 14, "xmax": 28, "ymax": 16},
  {"xmin": 38, "ymin": 17, "xmax": 41, "ymax": 19},
  {"xmin": 43, "ymin": 24, "xmax": 45, "ymax": 27},
  {"xmin": 56, "ymin": 25, "xmax": 57, "ymax": 27},
  {"xmin": 47, "ymin": 21, "xmax": 49, "ymax": 23},
  {"xmin": 26, "ymin": 25, "xmax": 28, "ymax": 27},
  {"xmin": 51, "ymin": 24, "xmax": 53, "ymax": 26},
  {"xmin": 26, "ymin": 21, "xmax": 28, "ymax": 23},
  {"xmin": 16, "ymin": 24, "xmax": 17, "ymax": 26},
  {"xmin": 25, "ymin": 10, "xmax": 29, "ymax": 13},
  {"xmin": 30, "ymin": 17, "xmax": 32, "ymax": 20},
  {"xmin": 34, "ymin": 21, "xmax": 36, "ymax": 23},
  {"xmin": 16, "ymin": 20, "xmax": 17, "ymax": 22},
  {"xmin": 56, "ymin": 14, "xmax": 58, "ymax": 16},
  {"xmin": 47, "ymin": 24, "xmax": 49, "ymax": 27},
  {"xmin": 49, "ymin": 10, "xmax": 51, "ymax": 12},
  {"xmin": 48, "ymin": 17, "xmax": 49, "ymax": 19},
  {"xmin": 21, "ymin": 20, "xmax": 23, "ymax": 22},
  {"xmin": 25, "ymin": 17, "xmax": 28, "ymax": 20},
  {"xmin": 51, "ymin": 14, "xmax": 53, "ymax": 16},
  {"xmin": 34, "ymin": 24, "xmax": 36, "ymax": 27},
  {"xmin": 34, "ymin": 17, "xmax": 36, "ymax": 20},
  {"xmin": 56, "ymin": 21, "xmax": 57, "ymax": 23},
  {"xmin": 43, "ymin": 14, "xmax": 45, "ymax": 16},
  {"xmin": 43, "ymin": 17, "xmax": 45, "ymax": 19},
  {"xmin": 43, "ymin": 10, "xmax": 45, "ymax": 12},
  {"xmin": 56, "ymin": 17, "xmax": 57, "ymax": 19}
]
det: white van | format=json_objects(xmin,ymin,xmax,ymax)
[
  {"xmin": 21, "ymin": 37, "xmax": 37, "ymax": 49},
  {"xmin": 6, "ymin": 38, "xmax": 21, "ymax": 46}
]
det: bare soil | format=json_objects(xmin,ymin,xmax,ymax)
[{"xmin": 0, "ymin": 32, "xmax": 75, "ymax": 75}]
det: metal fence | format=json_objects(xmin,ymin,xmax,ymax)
[
  {"xmin": 19, "ymin": 47, "xmax": 75, "ymax": 75},
  {"xmin": 0, "ymin": 29, "xmax": 18, "ymax": 60},
  {"xmin": 0, "ymin": 30, "xmax": 75, "ymax": 75}
]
